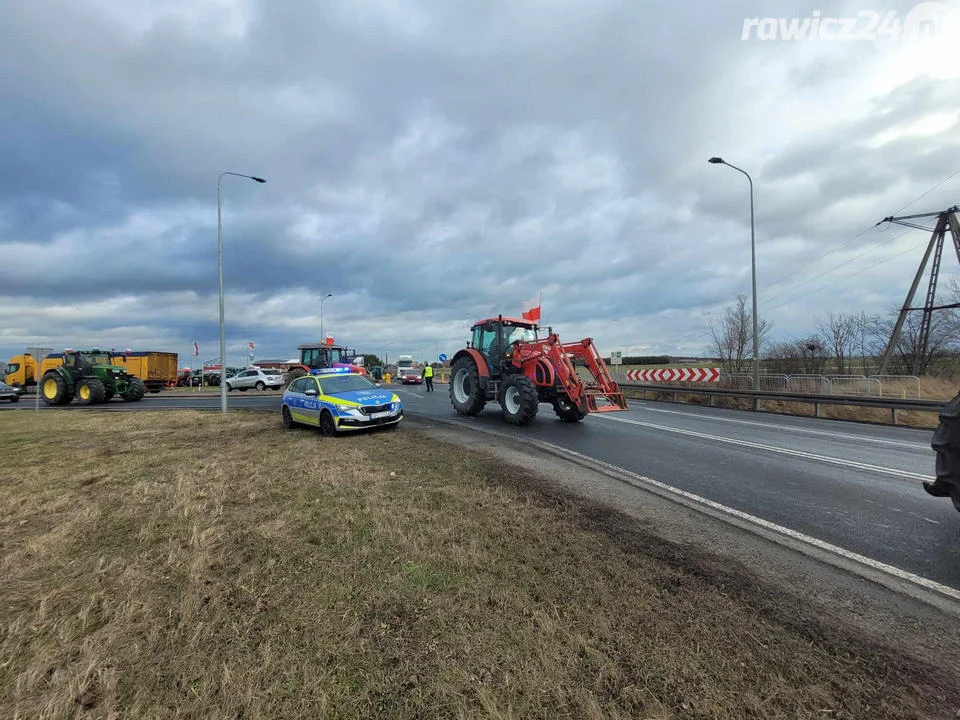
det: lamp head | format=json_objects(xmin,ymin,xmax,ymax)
[
  {"xmin": 251, "ymin": 176, "xmax": 267, "ymax": 183},
  {"xmin": 708, "ymin": 157, "xmax": 724, "ymax": 164}
]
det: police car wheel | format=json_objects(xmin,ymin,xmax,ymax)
[
  {"xmin": 319, "ymin": 410, "xmax": 337, "ymax": 437},
  {"xmin": 281, "ymin": 406, "xmax": 294, "ymax": 429}
]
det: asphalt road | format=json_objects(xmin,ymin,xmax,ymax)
[
  {"xmin": 392, "ymin": 383, "xmax": 960, "ymax": 592},
  {"xmin": 5, "ymin": 384, "xmax": 957, "ymax": 591}
]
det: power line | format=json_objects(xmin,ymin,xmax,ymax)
[
  {"xmin": 759, "ymin": 224, "xmax": 877, "ymax": 294},
  {"xmin": 760, "ymin": 227, "xmax": 915, "ymax": 307},
  {"xmin": 757, "ymin": 166, "xmax": 960, "ymax": 295},
  {"xmin": 891, "ymin": 167, "xmax": 960, "ymax": 216},
  {"xmin": 764, "ymin": 234, "xmax": 932, "ymax": 314}
]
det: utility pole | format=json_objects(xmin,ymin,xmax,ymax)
[{"xmin": 877, "ymin": 206, "xmax": 960, "ymax": 374}]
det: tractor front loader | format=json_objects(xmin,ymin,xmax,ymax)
[
  {"xmin": 40, "ymin": 350, "xmax": 147, "ymax": 406},
  {"xmin": 449, "ymin": 316, "xmax": 627, "ymax": 426}
]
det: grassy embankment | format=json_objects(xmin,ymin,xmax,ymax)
[{"xmin": 1, "ymin": 412, "xmax": 958, "ymax": 718}]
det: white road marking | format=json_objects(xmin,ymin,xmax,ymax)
[
  {"xmin": 596, "ymin": 414, "xmax": 934, "ymax": 482},
  {"xmin": 632, "ymin": 403, "xmax": 930, "ymax": 450},
  {"xmin": 525, "ymin": 437, "xmax": 960, "ymax": 601}
]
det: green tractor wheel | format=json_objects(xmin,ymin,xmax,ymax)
[
  {"xmin": 122, "ymin": 377, "xmax": 146, "ymax": 402},
  {"xmin": 41, "ymin": 372, "xmax": 72, "ymax": 406},
  {"xmin": 76, "ymin": 378, "xmax": 107, "ymax": 405}
]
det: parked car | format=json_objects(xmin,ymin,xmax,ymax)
[
  {"xmin": 281, "ymin": 367, "xmax": 402, "ymax": 434},
  {"xmin": 225, "ymin": 367, "xmax": 284, "ymax": 391},
  {"xmin": 0, "ymin": 381, "xmax": 23, "ymax": 403},
  {"xmin": 399, "ymin": 367, "xmax": 423, "ymax": 385}
]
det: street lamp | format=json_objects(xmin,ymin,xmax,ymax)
[
  {"xmin": 218, "ymin": 171, "xmax": 266, "ymax": 414},
  {"xmin": 709, "ymin": 157, "xmax": 759, "ymax": 393},
  {"xmin": 382, "ymin": 342, "xmax": 394, "ymax": 366},
  {"xmin": 319, "ymin": 293, "xmax": 333, "ymax": 345}
]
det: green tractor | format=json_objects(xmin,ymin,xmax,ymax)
[{"xmin": 40, "ymin": 350, "xmax": 147, "ymax": 406}]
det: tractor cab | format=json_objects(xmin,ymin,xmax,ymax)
[
  {"xmin": 299, "ymin": 344, "xmax": 348, "ymax": 370},
  {"xmin": 283, "ymin": 343, "xmax": 367, "ymax": 388},
  {"xmin": 65, "ymin": 350, "xmax": 121, "ymax": 375},
  {"xmin": 470, "ymin": 318, "xmax": 538, "ymax": 371}
]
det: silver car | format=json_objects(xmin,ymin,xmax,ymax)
[{"xmin": 225, "ymin": 367, "xmax": 284, "ymax": 391}]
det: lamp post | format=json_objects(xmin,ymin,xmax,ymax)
[
  {"xmin": 218, "ymin": 171, "xmax": 266, "ymax": 413},
  {"xmin": 319, "ymin": 293, "xmax": 333, "ymax": 345},
  {"xmin": 709, "ymin": 157, "xmax": 759, "ymax": 393}
]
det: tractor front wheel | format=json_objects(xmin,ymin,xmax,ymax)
[
  {"xmin": 76, "ymin": 378, "xmax": 107, "ymax": 405},
  {"xmin": 553, "ymin": 394, "xmax": 587, "ymax": 423},
  {"xmin": 450, "ymin": 357, "xmax": 486, "ymax": 416},
  {"xmin": 122, "ymin": 377, "xmax": 146, "ymax": 402},
  {"xmin": 500, "ymin": 375, "xmax": 539, "ymax": 426},
  {"xmin": 41, "ymin": 372, "xmax": 71, "ymax": 406}
]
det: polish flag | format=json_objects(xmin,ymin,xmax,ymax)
[
  {"xmin": 521, "ymin": 294, "xmax": 542, "ymax": 323},
  {"xmin": 325, "ymin": 335, "xmax": 335, "ymax": 346}
]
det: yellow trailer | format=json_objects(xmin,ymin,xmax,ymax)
[
  {"xmin": 109, "ymin": 351, "xmax": 179, "ymax": 393},
  {"xmin": 5, "ymin": 354, "xmax": 39, "ymax": 389}
]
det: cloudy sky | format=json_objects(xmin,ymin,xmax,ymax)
[{"xmin": 2, "ymin": 0, "xmax": 959, "ymax": 368}]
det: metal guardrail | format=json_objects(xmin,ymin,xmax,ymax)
[{"xmin": 620, "ymin": 383, "xmax": 945, "ymax": 425}]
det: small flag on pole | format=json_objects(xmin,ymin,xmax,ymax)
[
  {"xmin": 521, "ymin": 293, "xmax": 542, "ymax": 323},
  {"xmin": 325, "ymin": 335, "xmax": 335, "ymax": 347},
  {"xmin": 193, "ymin": 341, "xmax": 199, "ymax": 357}
]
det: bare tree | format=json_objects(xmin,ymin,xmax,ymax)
[
  {"xmin": 872, "ymin": 311, "xmax": 952, "ymax": 375},
  {"xmin": 708, "ymin": 294, "xmax": 771, "ymax": 373},
  {"xmin": 816, "ymin": 312, "xmax": 857, "ymax": 374}
]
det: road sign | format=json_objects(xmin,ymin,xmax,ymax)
[
  {"xmin": 625, "ymin": 368, "xmax": 720, "ymax": 382},
  {"xmin": 610, "ymin": 351, "xmax": 622, "ymax": 365},
  {"xmin": 439, "ymin": 353, "xmax": 447, "ymax": 362}
]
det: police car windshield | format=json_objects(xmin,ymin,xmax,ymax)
[{"xmin": 320, "ymin": 374, "xmax": 378, "ymax": 395}]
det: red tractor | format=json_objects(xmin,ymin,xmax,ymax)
[
  {"xmin": 283, "ymin": 342, "xmax": 367, "ymax": 387},
  {"xmin": 449, "ymin": 316, "xmax": 628, "ymax": 425}
]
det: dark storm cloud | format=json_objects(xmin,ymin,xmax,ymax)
[{"xmin": 1, "ymin": 0, "xmax": 958, "ymax": 365}]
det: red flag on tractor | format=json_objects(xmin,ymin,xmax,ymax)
[
  {"xmin": 325, "ymin": 335, "xmax": 335, "ymax": 346},
  {"xmin": 521, "ymin": 293, "xmax": 542, "ymax": 323}
]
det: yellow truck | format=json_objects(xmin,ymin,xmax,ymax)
[
  {"xmin": 5, "ymin": 354, "xmax": 39, "ymax": 389},
  {"xmin": 108, "ymin": 351, "xmax": 179, "ymax": 393}
]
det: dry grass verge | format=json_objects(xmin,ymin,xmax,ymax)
[{"xmin": 1, "ymin": 411, "xmax": 958, "ymax": 719}]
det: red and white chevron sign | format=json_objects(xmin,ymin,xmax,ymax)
[{"xmin": 625, "ymin": 367, "xmax": 720, "ymax": 383}]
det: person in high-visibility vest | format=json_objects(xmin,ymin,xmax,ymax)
[{"xmin": 423, "ymin": 363, "xmax": 434, "ymax": 392}]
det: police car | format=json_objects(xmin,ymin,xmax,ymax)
[{"xmin": 281, "ymin": 367, "xmax": 402, "ymax": 435}]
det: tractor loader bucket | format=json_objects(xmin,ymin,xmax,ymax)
[{"xmin": 561, "ymin": 339, "xmax": 628, "ymax": 413}]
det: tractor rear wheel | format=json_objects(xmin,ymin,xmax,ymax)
[
  {"xmin": 41, "ymin": 372, "xmax": 71, "ymax": 406},
  {"xmin": 450, "ymin": 357, "xmax": 486, "ymax": 416},
  {"xmin": 76, "ymin": 378, "xmax": 106, "ymax": 405},
  {"xmin": 553, "ymin": 394, "xmax": 587, "ymax": 423},
  {"xmin": 500, "ymin": 375, "xmax": 539, "ymax": 425},
  {"xmin": 122, "ymin": 377, "xmax": 146, "ymax": 402}
]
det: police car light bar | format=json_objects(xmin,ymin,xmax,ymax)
[{"xmin": 309, "ymin": 367, "xmax": 353, "ymax": 375}]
